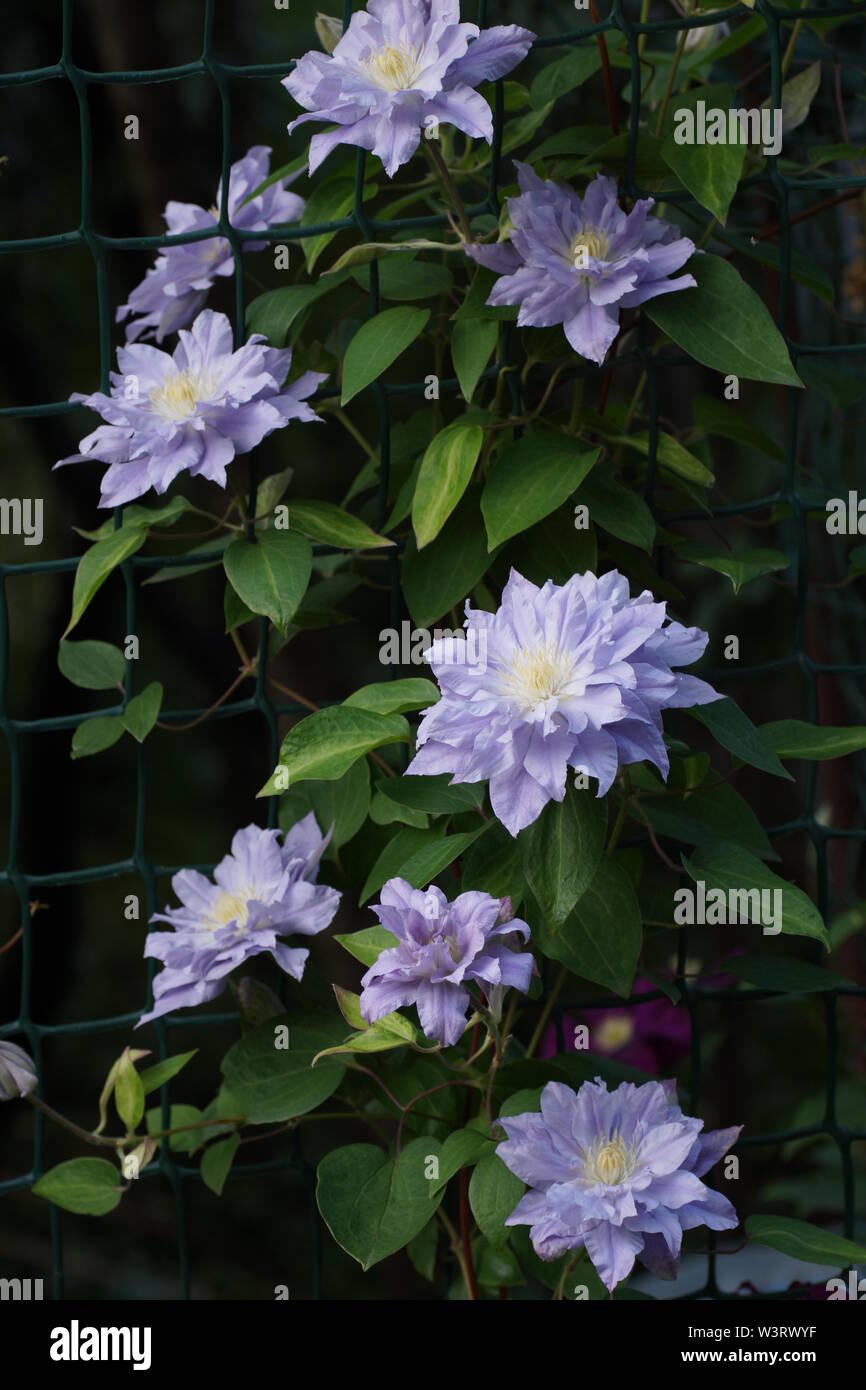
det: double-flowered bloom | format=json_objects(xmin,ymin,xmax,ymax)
[
  {"xmin": 407, "ymin": 568, "xmax": 721, "ymax": 837},
  {"xmin": 56, "ymin": 309, "xmax": 326, "ymax": 507},
  {"xmin": 284, "ymin": 0, "xmax": 534, "ymax": 177},
  {"xmin": 466, "ymin": 165, "xmax": 696, "ymax": 364},
  {"xmin": 497, "ymin": 1077, "xmax": 741, "ymax": 1291},
  {"xmin": 118, "ymin": 146, "xmax": 305, "ymax": 344},
  {"xmin": 137, "ymin": 816, "xmax": 341, "ymax": 1027},
  {"xmin": 359, "ymin": 879, "xmax": 533, "ymax": 1046}
]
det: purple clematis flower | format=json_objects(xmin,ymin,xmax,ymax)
[
  {"xmin": 407, "ymin": 567, "xmax": 721, "ymax": 838},
  {"xmin": 137, "ymin": 815, "xmax": 341, "ymax": 1027},
  {"xmin": 118, "ymin": 146, "xmax": 305, "ymax": 343},
  {"xmin": 283, "ymin": 0, "xmax": 534, "ymax": 177},
  {"xmin": 466, "ymin": 164, "xmax": 696, "ymax": 364},
  {"xmin": 497, "ymin": 1077, "xmax": 741, "ymax": 1291},
  {"xmin": 55, "ymin": 309, "xmax": 327, "ymax": 507},
  {"xmin": 359, "ymin": 879, "xmax": 533, "ymax": 1046}
]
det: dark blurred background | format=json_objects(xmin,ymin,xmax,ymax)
[{"xmin": 0, "ymin": 0, "xmax": 864, "ymax": 1299}]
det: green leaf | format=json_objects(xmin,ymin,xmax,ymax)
[
  {"xmin": 452, "ymin": 318, "xmax": 498, "ymax": 403},
  {"xmin": 75, "ymin": 495, "xmax": 196, "ymax": 542},
  {"xmin": 375, "ymin": 772, "xmax": 483, "ymax": 816},
  {"xmin": 114, "ymin": 1050, "xmax": 145, "ymax": 1131},
  {"xmin": 530, "ymin": 46, "xmax": 602, "ymax": 109},
  {"xmin": 220, "ymin": 1014, "xmax": 347, "ymax": 1124},
  {"xmin": 645, "ymin": 254, "xmax": 802, "ymax": 386},
  {"xmin": 397, "ymin": 826, "xmax": 489, "ymax": 887},
  {"xmin": 482, "ymin": 435, "xmax": 599, "ymax": 550},
  {"xmin": 361, "ymin": 825, "xmax": 487, "ymax": 905},
  {"xmin": 327, "ymin": 237, "xmax": 459, "ymax": 273},
  {"xmin": 403, "ymin": 490, "xmax": 496, "ymax": 628},
  {"xmin": 341, "ymin": 307, "xmax": 430, "ymax": 405},
  {"xmin": 357, "ymin": 827, "xmax": 439, "ymax": 907},
  {"xmin": 260, "ymin": 706, "xmax": 410, "ymax": 793},
  {"xmin": 579, "ymin": 472, "xmax": 655, "ymax": 550},
  {"xmin": 692, "ymin": 393, "xmax": 784, "ymax": 463},
  {"xmin": 316, "ymin": 1139, "xmax": 445, "ymax": 1270},
  {"xmin": 468, "ymin": 1151, "xmax": 524, "ymax": 1250},
  {"xmin": 532, "ymin": 857, "xmax": 642, "ymax": 997},
  {"xmin": 286, "ymin": 499, "xmax": 392, "ymax": 550},
  {"xmin": 661, "ymin": 85, "xmax": 745, "ymax": 224},
  {"xmin": 746, "ymin": 1215, "xmax": 866, "ymax": 1270},
  {"xmin": 33, "ymin": 1158, "xmax": 123, "ymax": 1216},
  {"xmin": 407, "ymin": 1219, "xmax": 439, "ymax": 1282},
  {"xmin": 513, "ymin": 505, "xmax": 597, "ymax": 586},
  {"xmin": 314, "ymin": 1006, "xmax": 419, "ymax": 1061},
  {"xmin": 685, "ymin": 698, "xmax": 794, "ymax": 780},
  {"xmin": 200, "ymin": 1134, "xmax": 240, "ymax": 1197},
  {"xmin": 461, "ymin": 822, "xmax": 526, "ymax": 903},
  {"xmin": 683, "ymin": 843, "xmax": 829, "ymax": 946},
  {"xmin": 279, "ymin": 758, "xmax": 371, "ymax": 850},
  {"xmin": 352, "ymin": 254, "xmax": 454, "ymax": 302},
  {"xmin": 725, "ymin": 954, "xmax": 850, "ymax": 994},
  {"xmin": 335, "ymin": 924, "xmax": 400, "ymax": 968},
  {"xmin": 429, "ymin": 1129, "xmax": 494, "ymax": 1195},
  {"xmin": 121, "ymin": 681, "xmax": 163, "ymax": 743},
  {"xmin": 224, "ymin": 530, "xmax": 312, "ymax": 634},
  {"xmin": 58, "ymin": 639, "xmax": 126, "ymax": 690},
  {"xmin": 778, "ymin": 61, "xmax": 821, "ymax": 135},
  {"xmin": 300, "ymin": 176, "xmax": 377, "ymax": 273},
  {"xmin": 413, "ymin": 420, "xmax": 484, "ymax": 549},
  {"xmin": 65, "ymin": 528, "xmax": 147, "ymax": 636},
  {"xmin": 675, "ymin": 541, "xmax": 789, "ymax": 593},
  {"xmin": 634, "ymin": 783, "xmax": 776, "ymax": 860},
  {"xmin": 138, "ymin": 1050, "xmax": 198, "ymax": 1097},
  {"xmin": 500, "ymin": 102, "xmax": 554, "ymax": 155},
  {"xmin": 145, "ymin": 1104, "xmax": 203, "ymax": 1154},
  {"xmin": 70, "ymin": 715, "xmax": 125, "ymax": 760},
  {"xmin": 343, "ymin": 678, "xmax": 439, "ymax": 716},
  {"xmin": 520, "ymin": 785, "xmax": 606, "ymax": 927},
  {"xmin": 759, "ymin": 721, "xmax": 866, "ymax": 762},
  {"xmin": 246, "ymin": 271, "xmax": 353, "ymax": 346}
]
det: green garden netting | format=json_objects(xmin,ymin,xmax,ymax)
[{"xmin": 1, "ymin": 0, "xmax": 865, "ymax": 1300}]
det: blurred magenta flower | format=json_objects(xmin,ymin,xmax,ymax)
[{"xmin": 538, "ymin": 978, "xmax": 691, "ymax": 1073}]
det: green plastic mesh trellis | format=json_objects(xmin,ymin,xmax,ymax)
[{"xmin": 1, "ymin": 0, "xmax": 865, "ymax": 1301}]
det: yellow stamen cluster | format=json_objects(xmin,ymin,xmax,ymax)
[
  {"xmin": 500, "ymin": 642, "xmax": 573, "ymax": 710},
  {"xmin": 206, "ymin": 890, "xmax": 251, "ymax": 932},
  {"xmin": 571, "ymin": 226, "xmax": 611, "ymax": 272},
  {"xmin": 361, "ymin": 43, "xmax": 422, "ymax": 92},
  {"xmin": 581, "ymin": 1130, "xmax": 637, "ymax": 1187},
  {"xmin": 148, "ymin": 369, "xmax": 217, "ymax": 421}
]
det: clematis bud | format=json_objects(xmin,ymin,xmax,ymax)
[
  {"xmin": 121, "ymin": 1138, "xmax": 157, "ymax": 1181},
  {"xmin": 0, "ymin": 1040, "xmax": 37, "ymax": 1100},
  {"xmin": 314, "ymin": 13, "xmax": 343, "ymax": 53},
  {"xmin": 496, "ymin": 896, "xmax": 515, "ymax": 925}
]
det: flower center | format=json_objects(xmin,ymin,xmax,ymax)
[
  {"xmin": 500, "ymin": 642, "xmax": 573, "ymax": 710},
  {"xmin": 207, "ymin": 890, "xmax": 250, "ymax": 932},
  {"xmin": 362, "ymin": 43, "xmax": 422, "ymax": 92},
  {"xmin": 571, "ymin": 225, "xmax": 610, "ymax": 271},
  {"xmin": 594, "ymin": 1016, "xmax": 636, "ymax": 1054},
  {"xmin": 582, "ymin": 1131, "xmax": 636, "ymax": 1187},
  {"xmin": 148, "ymin": 368, "xmax": 218, "ymax": 421}
]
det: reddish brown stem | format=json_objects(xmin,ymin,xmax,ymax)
[{"xmin": 589, "ymin": 0, "xmax": 620, "ymax": 137}]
